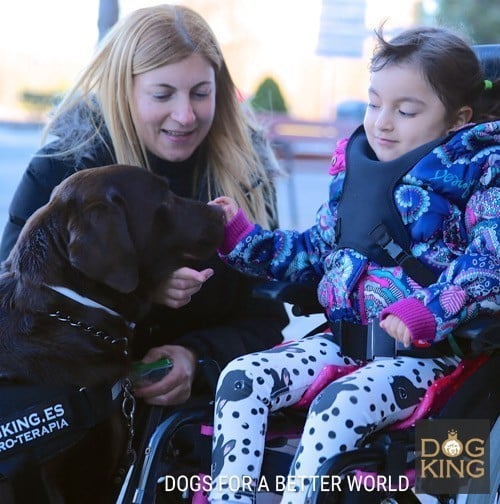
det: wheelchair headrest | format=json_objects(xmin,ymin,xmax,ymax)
[{"xmin": 473, "ymin": 44, "xmax": 500, "ymax": 81}]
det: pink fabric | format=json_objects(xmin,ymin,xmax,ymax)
[
  {"xmin": 219, "ymin": 208, "xmax": 254, "ymax": 255},
  {"xmin": 380, "ymin": 297, "xmax": 436, "ymax": 343},
  {"xmin": 294, "ymin": 364, "xmax": 359, "ymax": 409},
  {"xmin": 351, "ymin": 355, "xmax": 487, "ymax": 486},
  {"xmin": 191, "ymin": 473, "xmax": 211, "ymax": 504},
  {"xmin": 387, "ymin": 354, "xmax": 487, "ymax": 430},
  {"xmin": 328, "ymin": 137, "xmax": 349, "ymax": 175},
  {"xmin": 200, "ymin": 424, "xmax": 214, "ymax": 436}
]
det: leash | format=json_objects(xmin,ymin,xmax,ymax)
[{"xmin": 121, "ymin": 377, "xmax": 137, "ymax": 469}]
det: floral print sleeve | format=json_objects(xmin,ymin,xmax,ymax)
[
  {"xmin": 219, "ymin": 142, "xmax": 349, "ymax": 284},
  {"xmin": 220, "ymin": 195, "xmax": 340, "ymax": 283},
  {"xmin": 383, "ymin": 122, "xmax": 500, "ymax": 342},
  {"xmin": 425, "ymin": 184, "xmax": 499, "ymax": 339}
]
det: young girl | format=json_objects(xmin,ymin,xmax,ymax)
[{"xmin": 208, "ymin": 26, "xmax": 499, "ymax": 503}]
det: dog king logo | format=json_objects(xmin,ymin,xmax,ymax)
[
  {"xmin": 441, "ymin": 429, "xmax": 463, "ymax": 457},
  {"xmin": 415, "ymin": 419, "xmax": 490, "ymax": 494}
]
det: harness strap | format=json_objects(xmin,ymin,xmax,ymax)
[
  {"xmin": 337, "ymin": 126, "xmax": 449, "ymax": 287},
  {"xmin": 327, "ymin": 320, "xmax": 467, "ymax": 360},
  {"xmin": 0, "ymin": 381, "xmax": 121, "ymax": 480},
  {"xmin": 46, "ymin": 284, "xmax": 122, "ymax": 318},
  {"xmin": 371, "ymin": 225, "xmax": 440, "ymax": 287}
]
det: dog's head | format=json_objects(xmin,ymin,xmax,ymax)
[{"xmin": 11, "ymin": 164, "xmax": 225, "ymax": 296}]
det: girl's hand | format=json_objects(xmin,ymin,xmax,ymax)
[
  {"xmin": 380, "ymin": 315, "xmax": 411, "ymax": 348},
  {"xmin": 154, "ymin": 267, "xmax": 214, "ymax": 309},
  {"xmin": 209, "ymin": 196, "xmax": 239, "ymax": 222}
]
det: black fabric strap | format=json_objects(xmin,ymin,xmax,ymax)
[
  {"xmin": 337, "ymin": 126, "xmax": 446, "ymax": 286},
  {"xmin": 0, "ymin": 382, "xmax": 120, "ymax": 479},
  {"xmin": 326, "ymin": 320, "xmax": 462, "ymax": 360},
  {"xmin": 371, "ymin": 224, "xmax": 438, "ymax": 287}
]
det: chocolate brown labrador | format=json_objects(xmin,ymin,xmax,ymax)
[{"xmin": 0, "ymin": 164, "xmax": 224, "ymax": 503}]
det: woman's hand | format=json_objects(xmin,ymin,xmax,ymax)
[
  {"xmin": 154, "ymin": 267, "xmax": 214, "ymax": 309},
  {"xmin": 380, "ymin": 314, "xmax": 411, "ymax": 347},
  {"xmin": 133, "ymin": 345, "xmax": 197, "ymax": 406},
  {"xmin": 209, "ymin": 196, "xmax": 239, "ymax": 222}
]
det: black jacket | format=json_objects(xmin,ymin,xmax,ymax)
[{"xmin": 0, "ymin": 129, "xmax": 287, "ymax": 370}]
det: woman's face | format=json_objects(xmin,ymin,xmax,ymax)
[
  {"xmin": 363, "ymin": 63, "xmax": 451, "ymax": 162},
  {"xmin": 132, "ymin": 53, "xmax": 216, "ymax": 162}
]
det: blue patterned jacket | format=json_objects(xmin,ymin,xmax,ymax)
[{"xmin": 221, "ymin": 122, "xmax": 499, "ymax": 343}]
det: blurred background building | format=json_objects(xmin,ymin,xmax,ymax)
[{"xmin": 1, "ymin": 0, "xmax": 498, "ymax": 124}]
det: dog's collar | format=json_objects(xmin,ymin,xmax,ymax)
[
  {"xmin": 44, "ymin": 284, "xmax": 134, "ymax": 357},
  {"xmin": 46, "ymin": 285, "xmax": 122, "ymax": 318}
]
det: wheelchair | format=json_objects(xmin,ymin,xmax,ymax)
[
  {"xmin": 117, "ymin": 43, "xmax": 500, "ymax": 504},
  {"xmin": 116, "ymin": 276, "xmax": 499, "ymax": 504},
  {"xmin": 256, "ymin": 283, "xmax": 499, "ymax": 504}
]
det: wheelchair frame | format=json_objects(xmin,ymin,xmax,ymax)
[{"xmin": 117, "ymin": 295, "xmax": 499, "ymax": 504}]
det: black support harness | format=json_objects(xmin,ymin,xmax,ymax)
[
  {"xmin": 328, "ymin": 126, "xmax": 465, "ymax": 360},
  {"xmin": 0, "ymin": 380, "xmax": 122, "ymax": 479},
  {"xmin": 335, "ymin": 125, "xmax": 448, "ymax": 287}
]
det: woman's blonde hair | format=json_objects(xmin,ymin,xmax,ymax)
[{"xmin": 44, "ymin": 4, "xmax": 278, "ymax": 227}]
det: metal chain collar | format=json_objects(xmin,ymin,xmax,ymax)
[
  {"xmin": 48, "ymin": 310, "xmax": 129, "ymax": 355},
  {"xmin": 47, "ymin": 309, "xmax": 137, "ymax": 472}
]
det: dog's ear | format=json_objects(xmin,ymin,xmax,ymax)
[{"xmin": 67, "ymin": 201, "xmax": 139, "ymax": 293}]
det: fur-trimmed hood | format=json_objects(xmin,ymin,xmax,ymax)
[
  {"xmin": 45, "ymin": 98, "xmax": 113, "ymax": 168},
  {"xmin": 46, "ymin": 99, "xmax": 282, "ymax": 178}
]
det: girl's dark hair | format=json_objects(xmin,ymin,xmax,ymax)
[
  {"xmin": 474, "ymin": 44, "xmax": 500, "ymax": 121},
  {"xmin": 370, "ymin": 26, "xmax": 500, "ymax": 123}
]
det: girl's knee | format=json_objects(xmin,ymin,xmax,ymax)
[
  {"xmin": 309, "ymin": 375, "xmax": 360, "ymax": 416},
  {"xmin": 216, "ymin": 364, "xmax": 255, "ymax": 404}
]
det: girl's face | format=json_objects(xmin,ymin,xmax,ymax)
[
  {"xmin": 132, "ymin": 53, "xmax": 216, "ymax": 162},
  {"xmin": 363, "ymin": 63, "xmax": 452, "ymax": 162}
]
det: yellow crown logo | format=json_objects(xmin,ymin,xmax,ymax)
[{"xmin": 442, "ymin": 429, "xmax": 463, "ymax": 457}]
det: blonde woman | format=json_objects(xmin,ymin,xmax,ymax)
[{"xmin": 0, "ymin": 4, "xmax": 287, "ymax": 406}]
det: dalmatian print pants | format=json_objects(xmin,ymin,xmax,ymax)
[{"xmin": 209, "ymin": 334, "xmax": 460, "ymax": 504}]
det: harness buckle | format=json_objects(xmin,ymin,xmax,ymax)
[
  {"xmin": 366, "ymin": 321, "xmax": 406, "ymax": 359},
  {"xmin": 331, "ymin": 320, "xmax": 405, "ymax": 361},
  {"xmin": 373, "ymin": 225, "xmax": 438, "ymax": 287},
  {"xmin": 382, "ymin": 238, "xmax": 407, "ymax": 264}
]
